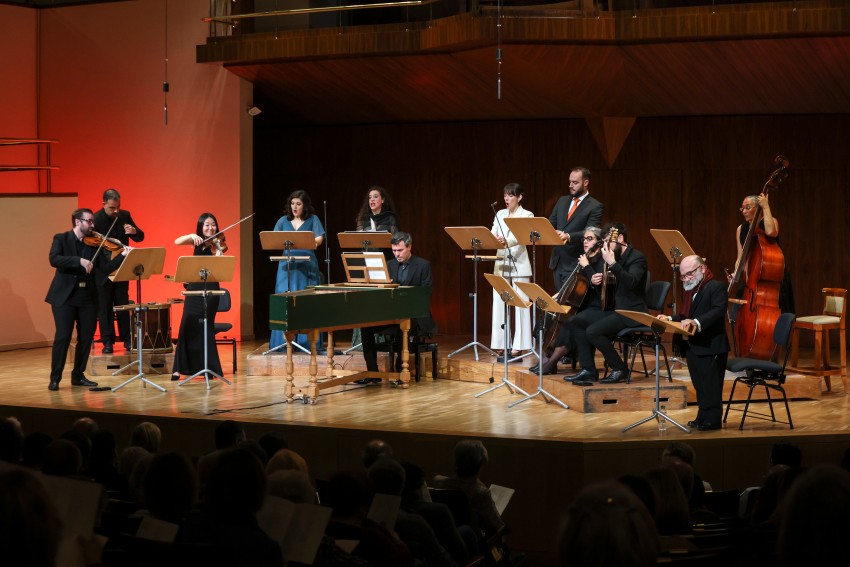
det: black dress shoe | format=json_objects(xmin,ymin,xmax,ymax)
[
  {"xmin": 48, "ymin": 381, "xmax": 59, "ymax": 391},
  {"xmin": 171, "ymin": 373, "xmax": 181, "ymax": 381},
  {"xmin": 696, "ymin": 422, "xmax": 722, "ymax": 431},
  {"xmin": 71, "ymin": 377, "xmax": 98, "ymax": 387},
  {"xmin": 687, "ymin": 419, "xmax": 701, "ymax": 428},
  {"xmin": 530, "ymin": 360, "xmax": 558, "ymax": 375},
  {"xmin": 600, "ymin": 369, "xmax": 629, "ymax": 384},
  {"xmin": 101, "ymin": 343, "xmax": 113, "ymax": 354},
  {"xmin": 573, "ymin": 379, "xmax": 597, "ymax": 387},
  {"xmin": 563, "ymin": 369, "xmax": 599, "ymax": 383}
]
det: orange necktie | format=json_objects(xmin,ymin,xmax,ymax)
[{"xmin": 567, "ymin": 197, "xmax": 580, "ymax": 221}]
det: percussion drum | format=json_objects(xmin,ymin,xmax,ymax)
[{"xmin": 126, "ymin": 303, "xmax": 173, "ymax": 353}]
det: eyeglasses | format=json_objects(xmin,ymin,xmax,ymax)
[
  {"xmin": 583, "ymin": 236, "xmax": 597, "ymax": 242},
  {"xmin": 739, "ymin": 205, "xmax": 755, "ymax": 212},
  {"xmin": 79, "ymin": 218, "xmax": 94, "ymax": 224},
  {"xmin": 679, "ymin": 266, "xmax": 701, "ymax": 280}
]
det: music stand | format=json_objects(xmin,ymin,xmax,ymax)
[
  {"xmin": 173, "ymin": 255, "xmax": 236, "ymax": 389},
  {"xmin": 476, "ymin": 274, "xmax": 531, "ymax": 400},
  {"xmin": 650, "ymin": 229, "xmax": 696, "ymax": 368},
  {"xmin": 511, "ymin": 282, "xmax": 570, "ymax": 409},
  {"xmin": 445, "ymin": 227, "xmax": 503, "ymax": 361},
  {"xmin": 617, "ymin": 310, "xmax": 694, "ymax": 433},
  {"xmin": 338, "ymin": 231, "xmax": 393, "ymax": 251},
  {"xmin": 504, "ymin": 217, "xmax": 564, "ymax": 363},
  {"xmin": 260, "ymin": 231, "xmax": 317, "ymax": 355}
]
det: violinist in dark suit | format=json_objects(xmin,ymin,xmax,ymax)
[
  {"xmin": 548, "ymin": 167, "xmax": 604, "ymax": 288},
  {"xmin": 361, "ymin": 231, "xmax": 435, "ymax": 376},
  {"xmin": 660, "ymin": 255, "xmax": 730, "ymax": 431},
  {"xmin": 46, "ymin": 208, "xmax": 130, "ymax": 391},
  {"xmin": 92, "ymin": 188, "xmax": 145, "ymax": 353}
]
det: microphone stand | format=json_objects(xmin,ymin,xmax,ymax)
[
  {"xmin": 323, "ymin": 200, "xmax": 331, "ymax": 285},
  {"xmin": 667, "ymin": 246, "xmax": 686, "ymax": 368}
]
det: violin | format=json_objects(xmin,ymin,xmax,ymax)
[
  {"xmin": 203, "ymin": 234, "xmax": 228, "ymax": 254},
  {"xmin": 600, "ymin": 228, "xmax": 619, "ymax": 311},
  {"xmin": 83, "ymin": 231, "xmax": 124, "ymax": 253}
]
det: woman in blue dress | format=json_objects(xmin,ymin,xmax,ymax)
[{"xmin": 269, "ymin": 190, "xmax": 325, "ymax": 351}]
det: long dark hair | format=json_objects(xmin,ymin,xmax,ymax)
[
  {"xmin": 196, "ymin": 212, "xmax": 219, "ymax": 237},
  {"xmin": 286, "ymin": 190, "xmax": 315, "ymax": 221},
  {"xmin": 356, "ymin": 185, "xmax": 396, "ymax": 229}
]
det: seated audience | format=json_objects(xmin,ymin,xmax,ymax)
[{"xmin": 130, "ymin": 421, "xmax": 162, "ymax": 454}]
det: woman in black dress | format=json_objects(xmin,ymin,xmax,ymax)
[{"xmin": 171, "ymin": 212, "xmax": 225, "ymax": 381}]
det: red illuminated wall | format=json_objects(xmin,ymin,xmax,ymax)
[{"xmin": 0, "ymin": 1, "xmax": 251, "ymax": 339}]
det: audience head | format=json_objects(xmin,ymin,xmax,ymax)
[
  {"xmin": 401, "ymin": 461, "xmax": 428, "ymax": 501},
  {"xmin": 326, "ymin": 470, "xmax": 374, "ymax": 518},
  {"xmin": 778, "ymin": 465, "xmax": 850, "ymax": 566},
  {"xmin": 42, "ymin": 439, "xmax": 82, "ymax": 477},
  {"xmin": 453, "ymin": 439, "xmax": 488, "ymax": 479},
  {"xmin": 368, "ymin": 457, "xmax": 406, "ymax": 496},
  {"xmin": 617, "ymin": 473, "xmax": 656, "ymax": 517},
  {"xmin": 144, "ymin": 452, "xmax": 198, "ymax": 524},
  {"xmin": 661, "ymin": 442, "xmax": 696, "ymax": 467},
  {"xmin": 205, "ymin": 448, "xmax": 266, "ymax": 517},
  {"xmin": 644, "ymin": 467, "xmax": 692, "ymax": 535},
  {"xmin": 770, "ymin": 441, "xmax": 803, "ymax": 468},
  {"xmin": 130, "ymin": 422, "xmax": 162, "ymax": 454},
  {"xmin": 558, "ymin": 480, "xmax": 658, "ymax": 567},
  {"xmin": 0, "ymin": 417, "xmax": 24, "ymax": 463},
  {"xmin": 72, "ymin": 417, "xmax": 98, "ymax": 438},
  {"xmin": 58, "ymin": 429, "xmax": 91, "ymax": 469},
  {"xmin": 118, "ymin": 446, "xmax": 150, "ymax": 481},
  {"xmin": 362, "ymin": 439, "xmax": 393, "ymax": 468},
  {"xmin": 258, "ymin": 431, "xmax": 289, "ymax": 460},
  {"xmin": 0, "ymin": 469, "xmax": 62, "ymax": 567},
  {"xmin": 268, "ymin": 470, "xmax": 317, "ymax": 504},
  {"xmin": 214, "ymin": 420, "xmax": 247, "ymax": 450},
  {"xmin": 266, "ymin": 448, "xmax": 309, "ymax": 476}
]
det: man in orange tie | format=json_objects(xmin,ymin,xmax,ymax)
[{"xmin": 548, "ymin": 167, "xmax": 604, "ymax": 288}]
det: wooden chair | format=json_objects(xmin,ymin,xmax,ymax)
[{"xmin": 789, "ymin": 288, "xmax": 846, "ymax": 392}]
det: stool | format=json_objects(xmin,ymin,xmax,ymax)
[{"xmin": 790, "ymin": 288, "xmax": 846, "ymax": 392}]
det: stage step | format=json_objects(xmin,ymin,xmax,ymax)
[{"xmin": 88, "ymin": 352, "xmax": 174, "ymax": 376}]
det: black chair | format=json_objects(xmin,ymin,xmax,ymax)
[
  {"xmin": 608, "ymin": 280, "xmax": 673, "ymax": 383},
  {"xmin": 214, "ymin": 288, "xmax": 236, "ymax": 373},
  {"xmin": 723, "ymin": 312, "xmax": 795, "ymax": 430},
  {"xmin": 377, "ymin": 326, "xmax": 439, "ymax": 381}
]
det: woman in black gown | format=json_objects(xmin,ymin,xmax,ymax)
[{"xmin": 171, "ymin": 212, "xmax": 225, "ymax": 381}]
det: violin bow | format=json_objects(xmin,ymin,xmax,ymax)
[
  {"xmin": 202, "ymin": 212, "xmax": 255, "ymax": 244},
  {"xmin": 90, "ymin": 214, "xmax": 121, "ymax": 264}
]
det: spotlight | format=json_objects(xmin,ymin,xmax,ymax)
[{"xmin": 247, "ymin": 106, "xmax": 262, "ymax": 117}]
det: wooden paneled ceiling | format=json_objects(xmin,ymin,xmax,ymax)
[{"xmin": 198, "ymin": 2, "xmax": 850, "ymax": 124}]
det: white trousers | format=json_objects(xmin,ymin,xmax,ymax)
[{"xmin": 490, "ymin": 276, "xmax": 532, "ymax": 351}]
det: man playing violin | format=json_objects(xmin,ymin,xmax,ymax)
[
  {"xmin": 564, "ymin": 222, "xmax": 648, "ymax": 386},
  {"xmin": 93, "ymin": 188, "xmax": 145, "ymax": 353},
  {"xmin": 46, "ymin": 208, "xmax": 131, "ymax": 391}
]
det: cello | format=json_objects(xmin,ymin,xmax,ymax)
[{"xmin": 727, "ymin": 155, "xmax": 789, "ymax": 359}]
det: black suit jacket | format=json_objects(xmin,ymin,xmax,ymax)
[
  {"xmin": 93, "ymin": 208, "xmax": 145, "ymax": 245},
  {"xmin": 548, "ymin": 195, "xmax": 604, "ymax": 273},
  {"xmin": 609, "ymin": 246, "xmax": 648, "ymax": 312},
  {"xmin": 676, "ymin": 279, "xmax": 730, "ymax": 356},
  {"xmin": 45, "ymin": 231, "xmax": 126, "ymax": 307},
  {"xmin": 389, "ymin": 255, "xmax": 436, "ymax": 335}
]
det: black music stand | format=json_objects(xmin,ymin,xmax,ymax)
[
  {"xmin": 618, "ymin": 310, "xmax": 694, "ymax": 433},
  {"xmin": 445, "ymin": 226, "xmax": 502, "ymax": 361},
  {"xmin": 110, "ymin": 248, "xmax": 168, "ymax": 393},
  {"xmin": 476, "ymin": 274, "xmax": 531, "ymax": 400},
  {"xmin": 260, "ymin": 230, "xmax": 317, "ymax": 355},
  {"xmin": 174, "ymin": 255, "xmax": 236, "ymax": 389},
  {"xmin": 512, "ymin": 282, "xmax": 570, "ymax": 409},
  {"xmin": 504, "ymin": 216, "xmax": 564, "ymax": 364},
  {"xmin": 650, "ymin": 229, "xmax": 696, "ymax": 368}
]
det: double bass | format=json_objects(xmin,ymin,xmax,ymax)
[{"xmin": 728, "ymin": 156, "xmax": 789, "ymax": 359}]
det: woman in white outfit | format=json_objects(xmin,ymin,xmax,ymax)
[{"xmin": 490, "ymin": 183, "xmax": 533, "ymax": 356}]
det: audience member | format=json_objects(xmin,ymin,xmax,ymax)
[
  {"xmin": 0, "ymin": 468, "xmax": 62, "ymax": 567},
  {"xmin": 266, "ymin": 448, "xmax": 309, "ymax": 476},
  {"xmin": 258, "ymin": 430, "xmax": 289, "ymax": 460},
  {"xmin": 558, "ymin": 480, "xmax": 659, "ymax": 567},
  {"xmin": 432, "ymin": 439, "xmax": 505, "ymax": 538},
  {"xmin": 777, "ymin": 465, "xmax": 850, "ymax": 566},
  {"xmin": 644, "ymin": 467, "xmax": 692, "ymax": 535},
  {"xmin": 72, "ymin": 416, "xmax": 99, "ymax": 438},
  {"xmin": 238, "ymin": 439, "xmax": 269, "ymax": 466},
  {"xmin": 362, "ymin": 438, "xmax": 393, "ymax": 468},
  {"xmin": 59, "ymin": 429, "xmax": 92, "ymax": 471},
  {"xmin": 143, "ymin": 451, "xmax": 198, "ymax": 525},
  {"xmin": 130, "ymin": 421, "xmax": 162, "ymax": 454},
  {"xmin": 267, "ymin": 470, "xmax": 316, "ymax": 504},
  {"xmin": 617, "ymin": 473, "xmax": 656, "ymax": 518},
  {"xmin": 42, "ymin": 438, "xmax": 83, "ymax": 477},
  {"xmin": 770, "ymin": 441, "xmax": 803, "ymax": 468},
  {"xmin": 214, "ymin": 420, "xmax": 247, "ymax": 450},
  {"xmin": 0, "ymin": 416, "xmax": 24, "ymax": 463},
  {"xmin": 21, "ymin": 432, "xmax": 52, "ymax": 470}
]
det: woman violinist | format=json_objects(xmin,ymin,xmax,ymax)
[
  {"xmin": 530, "ymin": 226, "xmax": 604, "ymax": 375},
  {"xmin": 170, "ymin": 213, "xmax": 225, "ymax": 381},
  {"xmin": 735, "ymin": 192, "xmax": 794, "ymax": 314}
]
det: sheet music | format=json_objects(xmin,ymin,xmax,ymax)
[{"xmin": 489, "ymin": 484, "xmax": 515, "ymax": 516}]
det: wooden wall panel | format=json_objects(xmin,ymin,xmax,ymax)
[{"xmin": 253, "ymin": 114, "xmax": 849, "ymax": 351}]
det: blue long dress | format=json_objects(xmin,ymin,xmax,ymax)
[{"xmin": 269, "ymin": 215, "xmax": 325, "ymax": 351}]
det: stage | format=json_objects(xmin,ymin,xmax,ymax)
[{"xmin": 2, "ymin": 335, "xmax": 849, "ymax": 562}]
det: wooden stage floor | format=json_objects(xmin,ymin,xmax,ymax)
[{"xmin": 2, "ymin": 335, "xmax": 849, "ymax": 560}]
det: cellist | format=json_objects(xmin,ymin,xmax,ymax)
[
  {"xmin": 735, "ymin": 192, "xmax": 795, "ymax": 314},
  {"xmin": 530, "ymin": 226, "xmax": 605, "ymax": 375}
]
